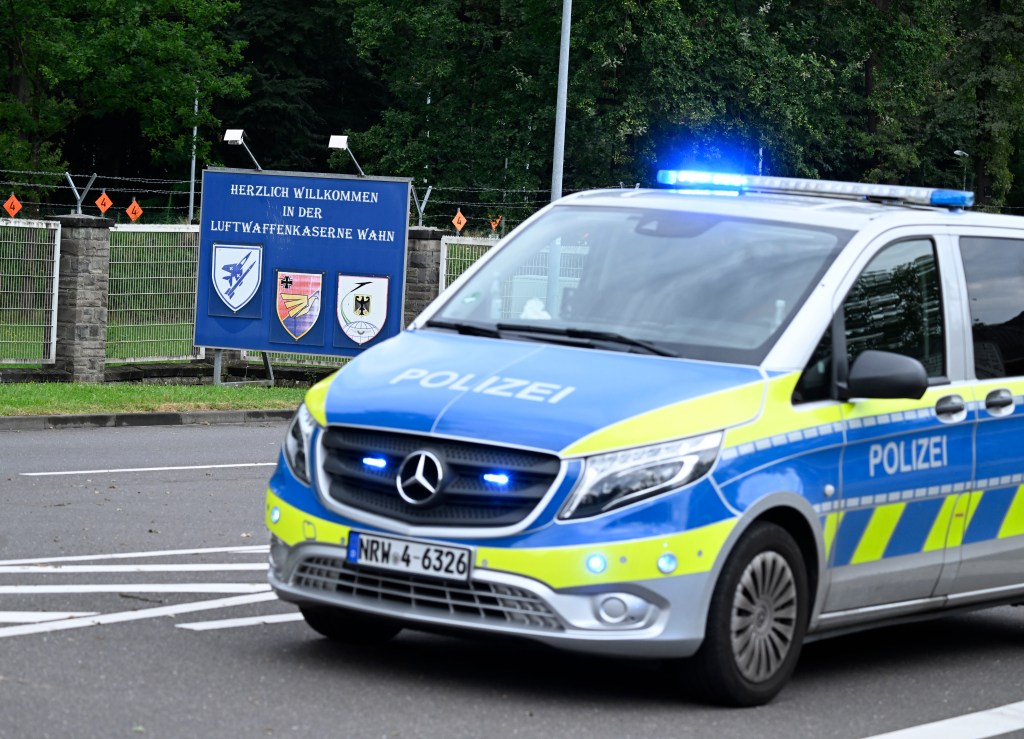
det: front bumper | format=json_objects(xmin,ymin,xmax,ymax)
[{"xmin": 267, "ymin": 491, "xmax": 731, "ymax": 658}]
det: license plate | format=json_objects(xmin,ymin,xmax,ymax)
[{"xmin": 346, "ymin": 532, "xmax": 472, "ymax": 581}]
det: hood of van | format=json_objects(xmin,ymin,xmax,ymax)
[{"xmin": 315, "ymin": 330, "xmax": 766, "ymax": 456}]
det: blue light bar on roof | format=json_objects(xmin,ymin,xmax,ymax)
[{"xmin": 656, "ymin": 170, "xmax": 974, "ymax": 209}]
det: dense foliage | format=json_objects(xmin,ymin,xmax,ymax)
[{"xmin": 4, "ymin": 0, "xmax": 1024, "ymax": 222}]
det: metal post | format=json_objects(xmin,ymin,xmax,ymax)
[
  {"xmin": 414, "ymin": 185, "xmax": 432, "ymax": 227},
  {"xmin": 262, "ymin": 351, "xmax": 275, "ymax": 384},
  {"xmin": 550, "ymin": 0, "xmax": 572, "ymax": 202},
  {"xmin": 64, "ymin": 173, "xmax": 98, "ymax": 215},
  {"xmin": 189, "ymin": 92, "xmax": 198, "ymax": 223}
]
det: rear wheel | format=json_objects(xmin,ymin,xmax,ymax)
[
  {"xmin": 683, "ymin": 522, "xmax": 809, "ymax": 706},
  {"xmin": 300, "ymin": 605, "xmax": 403, "ymax": 644}
]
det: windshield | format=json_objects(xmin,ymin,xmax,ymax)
[{"xmin": 430, "ymin": 205, "xmax": 851, "ymax": 364}]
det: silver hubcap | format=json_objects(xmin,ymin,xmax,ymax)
[{"xmin": 730, "ymin": 551, "xmax": 797, "ymax": 683}]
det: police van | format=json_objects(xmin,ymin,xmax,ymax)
[{"xmin": 265, "ymin": 171, "xmax": 1024, "ymax": 706}]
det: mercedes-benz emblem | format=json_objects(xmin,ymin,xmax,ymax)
[{"xmin": 396, "ymin": 451, "xmax": 445, "ymax": 506}]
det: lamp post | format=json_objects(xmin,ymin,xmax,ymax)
[
  {"xmin": 189, "ymin": 91, "xmax": 198, "ymax": 222},
  {"xmin": 224, "ymin": 129, "xmax": 262, "ymax": 170},
  {"xmin": 953, "ymin": 149, "xmax": 969, "ymax": 190},
  {"xmin": 550, "ymin": 0, "xmax": 571, "ymax": 201},
  {"xmin": 329, "ymin": 135, "xmax": 365, "ymax": 176}
]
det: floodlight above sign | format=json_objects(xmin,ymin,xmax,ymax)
[{"xmin": 328, "ymin": 134, "xmax": 365, "ymax": 176}]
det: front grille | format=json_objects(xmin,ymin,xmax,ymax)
[
  {"xmin": 293, "ymin": 555, "xmax": 564, "ymax": 631},
  {"xmin": 319, "ymin": 427, "xmax": 562, "ymax": 527}
]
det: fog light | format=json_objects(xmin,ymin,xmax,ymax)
[
  {"xmin": 591, "ymin": 592, "xmax": 654, "ymax": 627},
  {"xmin": 597, "ymin": 596, "xmax": 628, "ymax": 624},
  {"xmin": 657, "ymin": 552, "xmax": 678, "ymax": 574},
  {"xmin": 270, "ymin": 506, "xmax": 281, "ymax": 524}
]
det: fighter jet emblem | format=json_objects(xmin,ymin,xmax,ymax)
[{"xmin": 212, "ymin": 244, "xmax": 262, "ymax": 312}]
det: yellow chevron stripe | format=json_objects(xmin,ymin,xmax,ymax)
[
  {"xmin": 946, "ymin": 491, "xmax": 984, "ymax": 548},
  {"xmin": 964, "ymin": 490, "xmax": 984, "ymax": 533},
  {"xmin": 850, "ymin": 503, "xmax": 905, "ymax": 564},
  {"xmin": 923, "ymin": 495, "xmax": 958, "ymax": 551},
  {"xmin": 822, "ymin": 511, "xmax": 843, "ymax": 561},
  {"xmin": 998, "ymin": 485, "xmax": 1024, "ymax": 539}
]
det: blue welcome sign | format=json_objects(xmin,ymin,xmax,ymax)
[{"xmin": 194, "ymin": 168, "xmax": 410, "ymax": 356}]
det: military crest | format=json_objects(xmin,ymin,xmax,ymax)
[
  {"xmin": 337, "ymin": 274, "xmax": 389, "ymax": 345},
  {"xmin": 276, "ymin": 271, "xmax": 323, "ymax": 340},
  {"xmin": 213, "ymin": 243, "xmax": 262, "ymax": 312}
]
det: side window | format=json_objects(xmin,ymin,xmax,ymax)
[
  {"xmin": 959, "ymin": 236, "xmax": 1024, "ymax": 379},
  {"xmin": 794, "ymin": 238, "xmax": 944, "ymax": 404},
  {"xmin": 844, "ymin": 239, "xmax": 945, "ymax": 378}
]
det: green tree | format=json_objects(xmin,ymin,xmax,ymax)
[
  {"xmin": 1, "ymin": 0, "xmax": 246, "ymax": 179},
  {"xmin": 215, "ymin": 0, "xmax": 384, "ymax": 173},
  {"xmin": 941, "ymin": 0, "xmax": 1024, "ymax": 205}
]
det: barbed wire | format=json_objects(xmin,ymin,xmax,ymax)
[
  {"xmin": 0, "ymin": 168, "xmax": 196, "ymax": 185},
  {"xmin": 4, "ymin": 169, "xmax": 1024, "ymax": 225}
]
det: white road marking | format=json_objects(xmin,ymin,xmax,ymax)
[
  {"xmin": 863, "ymin": 700, "xmax": 1024, "ymax": 739},
  {"xmin": 20, "ymin": 462, "xmax": 276, "ymax": 477},
  {"xmin": 0, "ymin": 592, "xmax": 278, "ymax": 639},
  {"xmin": 0, "ymin": 584, "xmax": 272, "ymax": 594},
  {"xmin": 0, "ymin": 611, "xmax": 98, "ymax": 623},
  {"xmin": 176, "ymin": 612, "xmax": 303, "ymax": 631},
  {"xmin": 0, "ymin": 545, "xmax": 268, "ymax": 567},
  {"xmin": 0, "ymin": 563, "xmax": 267, "ymax": 574}
]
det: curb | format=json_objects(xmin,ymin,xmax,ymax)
[{"xmin": 0, "ymin": 409, "xmax": 295, "ymax": 432}]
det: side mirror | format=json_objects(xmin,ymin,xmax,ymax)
[{"xmin": 846, "ymin": 350, "xmax": 929, "ymax": 400}]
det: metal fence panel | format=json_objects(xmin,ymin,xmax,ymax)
[
  {"xmin": 440, "ymin": 236, "xmax": 499, "ymax": 291},
  {"xmin": 0, "ymin": 219, "xmax": 60, "ymax": 365},
  {"xmin": 108, "ymin": 224, "xmax": 204, "ymax": 362}
]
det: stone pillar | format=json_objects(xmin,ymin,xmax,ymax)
[
  {"xmin": 54, "ymin": 214, "xmax": 113, "ymax": 383},
  {"xmin": 404, "ymin": 227, "xmax": 443, "ymax": 326}
]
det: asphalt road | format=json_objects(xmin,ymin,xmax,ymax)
[{"xmin": 0, "ymin": 423, "xmax": 1022, "ymax": 739}]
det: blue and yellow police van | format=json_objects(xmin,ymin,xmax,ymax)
[{"xmin": 265, "ymin": 171, "xmax": 1024, "ymax": 705}]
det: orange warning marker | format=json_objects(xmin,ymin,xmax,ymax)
[
  {"xmin": 489, "ymin": 215, "xmax": 503, "ymax": 232},
  {"xmin": 126, "ymin": 199, "xmax": 144, "ymax": 222},
  {"xmin": 3, "ymin": 194, "xmax": 22, "ymax": 218},
  {"xmin": 96, "ymin": 192, "xmax": 113, "ymax": 214},
  {"xmin": 452, "ymin": 209, "xmax": 467, "ymax": 233}
]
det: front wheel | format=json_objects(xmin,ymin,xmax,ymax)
[
  {"xmin": 300, "ymin": 605, "xmax": 403, "ymax": 644},
  {"xmin": 681, "ymin": 522, "xmax": 809, "ymax": 706}
]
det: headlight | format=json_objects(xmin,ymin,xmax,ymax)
[
  {"xmin": 283, "ymin": 403, "xmax": 319, "ymax": 485},
  {"xmin": 559, "ymin": 432, "xmax": 722, "ymax": 520}
]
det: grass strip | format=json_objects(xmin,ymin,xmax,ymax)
[{"xmin": 0, "ymin": 383, "xmax": 307, "ymax": 417}]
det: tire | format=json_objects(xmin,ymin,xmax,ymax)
[
  {"xmin": 684, "ymin": 521, "xmax": 809, "ymax": 707},
  {"xmin": 300, "ymin": 605, "xmax": 403, "ymax": 644}
]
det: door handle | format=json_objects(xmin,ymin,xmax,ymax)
[
  {"xmin": 935, "ymin": 394, "xmax": 966, "ymax": 419},
  {"xmin": 985, "ymin": 388, "xmax": 1014, "ymax": 410}
]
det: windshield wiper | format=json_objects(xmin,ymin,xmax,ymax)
[
  {"xmin": 424, "ymin": 319, "xmax": 501, "ymax": 338},
  {"xmin": 495, "ymin": 323, "xmax": 678, "ymax": 357}
]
